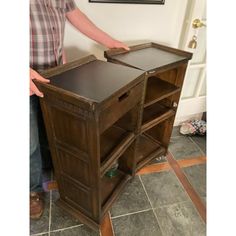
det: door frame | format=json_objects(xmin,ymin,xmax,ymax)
[{"xmin": 174, "ymin": 0, "xmax": 206, "ymax": 125}]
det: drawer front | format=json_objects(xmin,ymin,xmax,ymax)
[{"xmin": 99, "ymin": 82, "xmax": 144, "ymax": 133}]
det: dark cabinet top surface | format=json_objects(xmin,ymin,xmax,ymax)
[
  {"xmin": 49, "ymin": 60, "xmax": 144, "ymax": 103},
  {"xmin": 105, "ymin": 43, "xmax": 192, "ymax": 72},
  {"xmin": 110, "ymin": 47, "xmax": 186, "ymax": 71}
]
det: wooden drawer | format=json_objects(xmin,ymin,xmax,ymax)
[{"xmin": 99, "ymin": 81, "xmax": 143, "ymax": 133}]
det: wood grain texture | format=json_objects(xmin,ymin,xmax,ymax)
[
  {"xmin": 137, "ymin": 162, "xmax": 170, "ymax": 175},
  {"xmin": 100, "ymin": 212, "xmax": 114, "ymax": 236},
  {"xmin": 177, "ymin": 156, "xmax": 206, "ymax": 168}
]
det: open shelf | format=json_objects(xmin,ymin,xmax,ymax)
[
  {"xmin": 101, "ymin": 169, "xmax": 131, "ymax": 209},
  {"xmin": 142, "ymin": 102, "xmax": 175, "ymax": 132},
  {"xmin": 144, "ymin": 77, "xmax": 180, "ymax": 108},
  {"xmin": 100, "ymin": 125, "xmax": 135, "ymax": 176},
  {"xmin": 136, "ymin": 134, "xmax": 166, "ymax": 170}
]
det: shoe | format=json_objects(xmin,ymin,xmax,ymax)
[
  {"xmin": 30, "ymin": 192, "xmax": 44, "ymax": 219},
  {"xmin": 180, "ymin": 119, "xmax": 206, "ymax": 136}
]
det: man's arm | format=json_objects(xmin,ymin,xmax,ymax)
[{"xmin": 66, "ymin": 8, "xmax": 130, "ymax": 51}]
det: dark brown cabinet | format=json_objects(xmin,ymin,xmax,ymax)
[
  {"xmin": 35, "ymin": 43, "xmax": 192, "ymax": 231},
  {"xmin": 35, "ymin": 55, "xmax": 145, "ymax": 230},
  {"xmin": 105, "ymin": 42, "xmax": 192, "ymax": 172}
]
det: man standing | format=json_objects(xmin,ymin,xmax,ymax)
[{"xmin": 30, "ymin": 0, "xmax": 129, "ymax": 219}]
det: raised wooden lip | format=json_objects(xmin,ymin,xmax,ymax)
[
  {"xmin": 34, "ymin": 55, "xmax": 98, "ymax": 107},
  {"xmin": 40, "ymin": 55, "xmax": 97, "ymax": 78},
  {"xmin": 34, "ymin": 54, "xmax": 145, "ymax": 108},
  {"xmin": 104, "ymin": 42, "xmax": 193, "ymax": 61}
]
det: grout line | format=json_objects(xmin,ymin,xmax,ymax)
[
  {"xmin": 138, "ymin": 175, "xmax": 164, "ymax": 236},
  {"xmin": 189, "ymin": 136, "xmax": 206, "ymax": 156},
  {"xmin": 49, "ymin": 224, "xmax": 83, "ymax": 233},
  {"xmin": 111, "ymin": 208, "xmax": 153, "ymax": 219},
  {"xmin": 31, "ymin": 232, "xmax": 49, "ymax": 236}
]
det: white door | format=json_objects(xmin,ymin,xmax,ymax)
[{"xmin": 175, "ymin": 0, "xmax": 207, "ymax": 125}]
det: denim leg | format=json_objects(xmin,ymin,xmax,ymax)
[
  {"xmin": 37, "ymin": 104, "xmax": 53, "ymax": 170},
  {"xmin": 30, "ymin": 95, "xmax": 43, "ymax": 192}
]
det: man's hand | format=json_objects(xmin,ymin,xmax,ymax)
[
  {"xmin": 30, "ymin": 68, "xmax": 50, "ymax": 97},
  {"xmin": 108, "ymin": 40, "xmax": 130, "ymax": 51}
]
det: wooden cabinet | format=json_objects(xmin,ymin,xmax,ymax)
[
  {"xmin": 105, "ymin": 42, "xmax": 192, "ymax": 172},
  {"xmin": 35, "ymin": 42, "xmax": 192, "ymax": 231},
  {"xmin": 35, "ymin": 55, "xmax": 145, "ymax": 230}
]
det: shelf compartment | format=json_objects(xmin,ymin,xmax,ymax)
[
  {"xmin": 100, "ymin": 129, "xmax": 135, "ymax": 176},
  {"xmin": 144, "ymin": 77, "xmax": 180, "ymax": 108},
  {"xmin": 141, "ymin": 102, "xmax": 175, "ymax": 133},
  {"xmin": 136, "ymin": 134, "xmax": 166, "ymax": 171},
  {"xmin": 101, "ymin": 169, "xmax": 131, "ymax": 213}
]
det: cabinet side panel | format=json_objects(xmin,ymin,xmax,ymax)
[
  {"xmin": 57, "ymin": 148, "xmax": 90, "ymax": 187},
  {"xmin": 60, "ymin": 177, "xmax": 93, "ymax": 217},
  {"xmin": 39, "ymin": 95, "xmax": 99, "ymax": 221},
  {"xmin": 50, "ymin": 107, "xmax": 88, "ymax": 153}
]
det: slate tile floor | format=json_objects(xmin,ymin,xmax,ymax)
[{"xmin": 30, "ymin": 126, "xmax": 206, "ymax": 236}]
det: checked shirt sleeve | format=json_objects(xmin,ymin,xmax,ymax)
[{"xmin": 65, "ymin": 0, "xmax": 77, "ymax": 12}]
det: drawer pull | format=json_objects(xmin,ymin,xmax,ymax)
[{"xmin": 118, "ymin": 92, "xmax": 130, "ymax": 102}]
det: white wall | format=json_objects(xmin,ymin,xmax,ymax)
[{"xmin": 64, "ymin": 0, "xmax": 188, "ymax": 61}]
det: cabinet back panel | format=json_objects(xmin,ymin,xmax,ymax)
[{"xmin": 155, "ymin": 68, "xmax": 178, "ymax": 84}]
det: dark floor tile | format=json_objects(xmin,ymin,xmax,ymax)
[
  {"xmin": 168, "ymin": 136, "xmax": 202, "ymax": 160},
  {"xmin": 112, "ymin": 210, "xmax": 162, "ymax": 236},
  {"xmin": 183, "ymin": 164, "xmax": 206, "ymax": 198},
  {"xmin": 110, "ymin": 176, "xmax": 151, "ymax": 217},
  {"xmin": 50, "ymin": 191, "xmax": 82, "ymax": 231},
  {"xmin": 52, "ymin": 190, "xmax": 60, "ymax": 201},
  {"xmin": 190, "ymin": 135, "xmax": 206, "ymax": 154},
  {"xmin": 140, "ymin": 171, "xmax": 189, "ymax": 208},
  {"xmin": 50, "ymin": 225, "xmax": 99, "ymax": 236},
  {"xmin": 30, "ymin": 192, "xmax": 50, "ymax": 235},
  {"xmin": 155, "ymin": 201, "xmax": 206, "ymax": 236}
]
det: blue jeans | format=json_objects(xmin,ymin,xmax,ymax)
[
  {"xmin": 30, "ymin": 95, "xmax": 53, "ymax": 192},
  {"xmin": 30, "ymin": 95, "xmax": 43, "ymax": 192}
]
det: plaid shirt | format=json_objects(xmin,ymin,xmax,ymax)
[{"xmin": 30, "ymin": 0, "xmax": 77, "ymax": 71}]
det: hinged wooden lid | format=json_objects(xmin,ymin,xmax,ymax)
[
  {"xmin": 35, "ymin": 55, "xmax": 144, "ymax": 104},
  {"xmin": 104, "ymin": 42, "xmax": 192, "ymax": 73}
]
